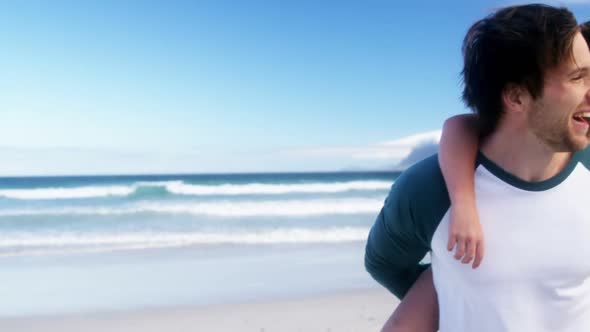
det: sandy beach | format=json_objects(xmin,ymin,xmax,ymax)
[{"xmin": 2, "ymin": 288, "xmax": 396, "ymax": 332}]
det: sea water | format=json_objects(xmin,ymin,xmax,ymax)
[{"xmin": 0, "ymin": 172, "xmax": 397, "ymax": 316}]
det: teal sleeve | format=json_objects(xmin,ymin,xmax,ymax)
[
  {"xmin": 364, "ymin": 154, "xmax": 450, "ymax": 299},
  {"xmin": 577, "ymin": 145, "xmax": 590, "ymax": 171}
]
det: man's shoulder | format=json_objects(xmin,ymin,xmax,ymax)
[
  {"xmin": 388, "ymin": 153, "xmax": 450, "ymax": 218},
  {"xmin": 394, "ymin": 153, "xmax": 446, "ymax": 194}
]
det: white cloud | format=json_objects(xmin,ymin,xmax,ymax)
[
  {"xmin": 286, "ymin": 129, "xmax": 441, "ymax": 161},
  {"xmin": 0, "ymin": 129, "xmax": 443, "ymax": 175}
]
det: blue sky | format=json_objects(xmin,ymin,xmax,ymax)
[{"xmin": 2, "ymin": 0, "xmax": 590, "ymax": 175}]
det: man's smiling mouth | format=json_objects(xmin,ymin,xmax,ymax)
[{"xmin": 573, "ymin": 112, "xmax": 590, "ymax": 125}]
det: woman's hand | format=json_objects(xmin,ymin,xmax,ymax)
[{"xmin": 447, "ymin": 202, "xmax": 484, "ymax": 269}]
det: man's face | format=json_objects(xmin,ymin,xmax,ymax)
[{"xmin": 528, "ymin": 32, "xmax": 590, "ymax": 152}]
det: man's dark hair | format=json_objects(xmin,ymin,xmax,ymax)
[
  {"xmin": 581, "ymin": 20, "xmax": 590, "ymax": 44},
  {"xmin": 462, "ymin": 4, "xmax": 579, "ymax": 138}
]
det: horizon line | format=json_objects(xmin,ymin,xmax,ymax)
[{"xmin": 0, "ymin": 168, "xmax": 404, "ymax": 179}]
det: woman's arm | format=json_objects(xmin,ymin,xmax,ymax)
[{"xmin": 438, "ymin": 114, "xmax": 483, "ymax": 268}]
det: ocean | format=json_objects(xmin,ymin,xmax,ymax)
[{"xmin": 0, "ymin": 172, "xmax": 398, "ymax": 316}]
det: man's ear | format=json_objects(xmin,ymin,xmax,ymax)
[{"xmin": 501, "ymin": 83, "xmax": 530, "ymax": 114}]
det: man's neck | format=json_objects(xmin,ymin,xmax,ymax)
[{"xmin": 480, "ymin": 125, "xmax": 572, "ymax": 182}]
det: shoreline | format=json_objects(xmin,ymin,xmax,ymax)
[
  {"xmin": 1, "ymin": 242, "xmax": 375, "ymax": 317},
  {"xmin": 2, "ymin": 287, "xmax": 397, "ymax": 332}
]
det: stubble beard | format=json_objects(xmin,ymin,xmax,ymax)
[{"xmin": 528, "ymin": 102, "xmax": 583, "ymax": 153}]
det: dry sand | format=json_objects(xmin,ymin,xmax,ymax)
[{"xmin": 2, "ymin": 288, "xmax": 397, "ymax": 332}]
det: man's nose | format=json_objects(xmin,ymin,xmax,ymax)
[{"xmin": 585, "ymin": 85, "xmax": 590, "ymax": 102}]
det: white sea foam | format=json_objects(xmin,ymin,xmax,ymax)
[
  {"xmin": 164, "ymin": 180, "xmax": 392, "ymax": 195},
  {"xmin": 0, "ymin": 186, "xmax": 135, "ymax": 200},
  {"xmin": 0, "ymin": 180, "xmax": 392, "ymax": 200},
  {"xmin": 0, "ymin": 198, "xmax": 383, "ymax": 218},
  {"xmin": 0, "ymin": 227, "xmax": 370, "ymax": 256}
]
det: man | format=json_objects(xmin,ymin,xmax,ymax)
[{"xmin": 365, "ymin": 4, "xmax": 590, "ymax": 332}]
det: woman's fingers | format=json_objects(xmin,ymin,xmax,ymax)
[
  {"xmin": 461, "ymin": 239, "xmax": 475, "ymax": 264},
  {"xmin": 454, "ymin": 236, "xmax": 466, "ymax": 260},
  {"xmin": 447, "ymin": 234, "xmax": 457, "ymax": 252},
  {"xmin": 472, "ymin": 238, "xmax": 485, "ymax": 269}
]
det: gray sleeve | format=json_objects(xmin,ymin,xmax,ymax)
[{"xmin": 364, "ymin": 154, "xmax": 449, "ymax": 299}]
